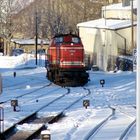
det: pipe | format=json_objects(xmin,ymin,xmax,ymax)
[{"xmin": 115, "ymin": 31, "xmax": 127, "ymax": 55}]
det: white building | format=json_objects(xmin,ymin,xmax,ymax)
[{"xmin": 77, "ymin": 0, "xmax": 137, "ymax": 71}]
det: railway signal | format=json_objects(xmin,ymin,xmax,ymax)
[
  {"xmin": 13, "ymin": 72, "xmax": 16, "ymax": 78},
  {"xmin": 11, "ymin": 100, "xmax": 18, "ymax": 112},
  {"xmin": 83, "ymin": 100, "xmax": 90, "ymax": 109},
  {"xmin": 100, "ymin": 79, "xmax": 105, "ymax": 87},
  {"xmin": 0, "ymin": 107, "xmax": 4, "ymax": 133}
]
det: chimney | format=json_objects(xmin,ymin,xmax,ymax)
[{"xmin": 122, "ymin": 0, "xmax": 130, "ymax": 7}]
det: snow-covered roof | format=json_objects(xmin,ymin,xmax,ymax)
[
  {"xmin": 102, "ymin": 0, "xmax": 137, "ymax": 10},
  {"xmin": 77, "ymin": 18, "xmax": 137, "ymax": 30},
  {"xmin": 11, "ymin": 38, "xmax": 49, "ymax": 45}
]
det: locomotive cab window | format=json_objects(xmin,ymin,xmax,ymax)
[
  {"xmin": 72, "ymin": 37, "xmax": 80, "ymax": 44},
  {"xmin": 55, "ymin": 37, "xmax": 63, "ymax": 44}
]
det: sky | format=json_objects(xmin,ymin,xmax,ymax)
[{"xmin": 0, "ymin": 54, "xmax": 136, "ymax": 140}]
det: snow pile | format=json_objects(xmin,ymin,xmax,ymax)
[
  {"xmin": 0, "ymin": 54, "xmax": 29, "ymax": 68},
  {"xmin": 0, "ymin": 54, "xmax": 45, "ymax": 68}
]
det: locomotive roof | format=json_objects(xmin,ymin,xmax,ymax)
[{"xmin": 53, "ymin": 34, "xmax": 79, "ymax": 38}]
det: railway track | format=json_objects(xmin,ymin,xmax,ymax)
[
  {"xmin": 62, "ymin": 105, "xmax": 135, "ymax": 140},
  {"xmin": 117, "ymin": 106, "xmax": 136, "ymax": 140},
  {"xmin": 0, "ymin": 83, "xmax": 52, "ymax": 104},
  {"xmin": 4, "ymin": 112, "xmax": 58, "ymax": 140},
  {"xmin": 3, "ymin": 74, "xmax": 48, "ymax": 91},
  {"xmin": 119, "ymin": 119, "xmax": 136, "ymax": 140},
  {"xmin": 83, "ymin": 106, "xmax": 135, "ymax": 140},
  {"xmin": 1, "ymin": 71, "xmax": 51, "ymax": 105},
  {"xmin": 2, "ymin": 85, "xmax": 67, "ymax": 128},
  {"xmin": 2, "ymin": 87, "xmax": 70, "ymax": 140},
  {"xmin": 3, "ymin": 79, "xmax": 49, "ymax": 91},
  {"xmin": 0, "ymin": 69, "xmax": 136, "ymax": 140},
  {"xmin": 2, "ymin": 87, "xmax": 91, "ymax": 140}
]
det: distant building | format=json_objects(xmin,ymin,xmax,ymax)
[
  {"xmin": 102, "ymin": 0, "xmax": 137, "ymax": 20},
  {"xmin": 77, "ymin": 0, "xmax": 137, "ymax": 71},
  {"xmin": 10, "ymin": 38, "xmax": 49, "ymax": 55}
]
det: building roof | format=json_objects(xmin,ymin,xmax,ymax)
[
  {"xmin": 11, "ymin": 38, "xmax": 49, "ymax": 45},
  {"xmin": 102, "ymin": 0, "xmax": 137, "ymax": 11},
  {"xmin": 77, "ymin": 18, "xmax": 137, "ymax": 30}
]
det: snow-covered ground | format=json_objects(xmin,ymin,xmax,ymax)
[{"xmin": 0, "ymin": 54, "xmax": 136, "ymax": 140}]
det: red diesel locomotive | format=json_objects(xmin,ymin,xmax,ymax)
[{"xmin": 45, "ymin": 34, "xmax": 89, "ymax": 86}]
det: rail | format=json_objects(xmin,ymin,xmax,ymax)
[{"xmin": 84, "ymin": 107, "xmax": 115, "ymax": 140}]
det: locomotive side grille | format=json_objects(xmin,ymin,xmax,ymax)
[
  {"xmin": 61, "ymin": 47, "xmax": 83, "ymax": 50},
  {"xmin": 50, "ymin": 47, "xmax": 83, "ymax": 50},
  {"xmin": 60, "ymin": 61, "xmax": 83, "ymax": 66}
]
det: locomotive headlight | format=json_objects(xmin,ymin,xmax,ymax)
[
  {"xmin": 82, "ymin": 62, "xmax": 85, "ymax": 66},
  {"xmin": 60, "ymin": 59, "xmax": 63, "ymax": 62},
  {"xmin": 71, "ymin": 43, "xmax": 74, "ymax": 46}
]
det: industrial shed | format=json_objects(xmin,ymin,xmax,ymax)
[
  {"xmin": 77, "ymin": 19, "xmax": 136, "ymax": 71},
  {"xmin": 77, "ymin": 0, "xmax": 137, "ymax": 71}
]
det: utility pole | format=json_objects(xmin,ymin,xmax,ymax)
[
  {"xmin": 131, "ymin": 0, "xmax": 134, "ymax": 51},
  {"xmin": 35, "ymin": 11, "xmax": 38, "ymax": 65},
  {"xmin": 137, "ymin": 0, "xmax": 140, "ymax": 139}
]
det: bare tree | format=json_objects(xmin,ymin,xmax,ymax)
[
  {"xmin": 0, "ymin": 0, "xmax": 4, "ymax": 35},
  {"xmin": 0, "ymin": 0, "xmax": 33, "ymax": 54},
  {"xmin": 1, "ymin": 0, "xmax": 120, "ymax": 40}
]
